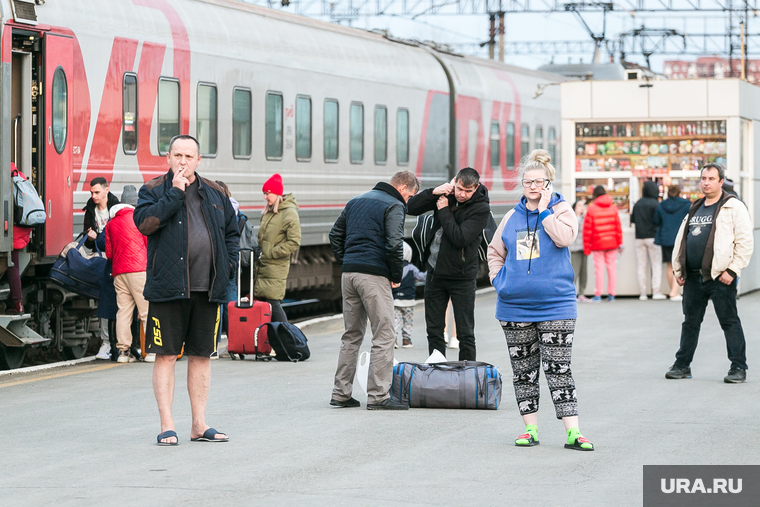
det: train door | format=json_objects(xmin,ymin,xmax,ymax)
[{"xmin": 42, "ymin": 33, "xmax": 73, "ymax": 257}]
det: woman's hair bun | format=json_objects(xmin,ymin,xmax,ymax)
[{"xmin": 529, "ymin": 149, "xmax": 551, "ymax": 166}]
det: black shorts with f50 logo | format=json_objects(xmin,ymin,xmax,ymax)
[{"xmin": 146, "ymin": 292, "xmax": 220, "ymax": 357}]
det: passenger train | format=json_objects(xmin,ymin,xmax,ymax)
[{"xmin": 0, "ymin": 0, "xmax": 562, "ymax": 369}]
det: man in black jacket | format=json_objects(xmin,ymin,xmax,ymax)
[
  {"xmin": 134, "ymin": 135, "xmax": 239, "ymax": 445},
  {"xmin": 329, "ymin": 170, "xmax": 418, "ymax": 410},
  {"xmin": 407, "ymin": 167, "xmax": 490, "ymax": 361}
]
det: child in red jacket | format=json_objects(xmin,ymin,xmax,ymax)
[
  {"xmin": 105, "ymin": 185, "xmax": 151, "ymax": 363},
  {"xmin": 583, "ymin": 186, "xmax": 624, "ymax": 301}
]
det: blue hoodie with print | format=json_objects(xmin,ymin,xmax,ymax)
[{"xmin": 492, "ymin": 193, "xmax": 577, "ymax": 323}]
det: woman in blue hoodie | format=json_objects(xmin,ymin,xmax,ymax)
[
  {"xmin": 653, "ymin": 185, "xmax": 691, "ymax": 301},
  {"xmin": 487, "ymin": 150, "xmax": 593, "ymax": 451}
]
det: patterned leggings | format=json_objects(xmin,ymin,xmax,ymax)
[
  {"xmin": 394, "ymin": 307, "xmax": 414, "ymax": 341},
  {"xmin": 500, "ymin": 319, "xmax": 578, "ymax": 419}
]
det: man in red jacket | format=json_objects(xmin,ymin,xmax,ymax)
[{"xmin": 105, "ymin": 185, "xmax": 150, "ymax": 363}]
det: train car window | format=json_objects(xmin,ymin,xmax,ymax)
[
  {"xmin": 397, "ymin": 108, "xmax": 409, "ymax": 165},
  {"xmin": 520, "ymin": 123, "xmax": 530, "ymax": 159},
  {"xmin": 324, "ymin": 99, "xmax": 339, "ymax": 162},
  {"xmin": 122, "ymin": 73, "xmax": 138, "ymax": 155},
  {"xmin": 374, "ymin": 105, "xmax": 387, "ymax": 164},
  {"xmin": 232, "ymin": 87, "xmax": 252, "ymax": 159},
  {"xmin": 507, "ymin": 122, "xmax": 515, "ymax": 168},
  {"xmin": 535, "ymin": 125, "xmax": 544, "ymax": 150},
  {"xmin": 296, "ymin": 96, "xmax": 312, "ymax": 161},
  {"xmin": 490, "ymin": 121, "xmax": 500, "ymax": 168},
  {"xmin": 197, "ymin": 83, "xmax": 217, "ymax": 157},
  {"xmin": 51, "ymin": 67, "xmax": 68, "ymax": 154},
  {"xmin": 158, "ymin": 78, "xmax": 180, "ymax": 155},
  {"xmin": 350, "ymin": 102, "xmax": 364, "ymax": 164},
  {"xmin": 548, "ymin": 127, "xmax": 557, "ymax": 166},
  {"xmin": 266, "ymin": 92, "xmax": 283, "ymax": 160}
]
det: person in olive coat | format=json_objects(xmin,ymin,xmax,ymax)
[{"xmin": 254, "ymin": 174, "xmax": 301, "ymax": 322}]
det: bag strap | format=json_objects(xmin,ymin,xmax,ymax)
[{"xmin": 257, "ymin": 322, "xmax": 297, "ymax": 362}]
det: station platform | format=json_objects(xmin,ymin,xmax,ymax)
[{"xmin": 1, "ymin": 290, "xmax": 759, "ymax": 506}]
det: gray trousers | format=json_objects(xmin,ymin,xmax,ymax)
[
  {"xmin": 332, "ymin": 272, "xmax": 395, "ymax": 404},
  {"xmin": 570, "ymin": 251, "xmax": 588, "ymax": 296}
]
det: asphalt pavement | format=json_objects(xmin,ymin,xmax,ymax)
[{"xmin": 1, "ymin": 290, "xmax": 759, "ymax": 506}]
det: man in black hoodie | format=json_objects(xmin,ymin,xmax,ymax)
[
  {"xmin": 631, "ymin": 181, "xmax": 665, "ymax": 300},
  {"xmin": 407, "ymin": 167, "xmax": 490, "ymax": 361}
]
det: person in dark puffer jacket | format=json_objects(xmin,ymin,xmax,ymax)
[
  {"xmin": 583, "ymin": 186, "xmax": 623, "ymax": 302},
  {"xmin": 134, "ymin": 135, "xmax": 239, "ymax": 446},
  {"xmin": 329, "ymin": 171, "xmax": 418, "ymax": 411},
  {"xmin": 631, "ymin": 181, "xmax": 664, "ymax": 300}
]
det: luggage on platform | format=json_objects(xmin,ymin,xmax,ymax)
[
  {"xmin": 228, "ymin": 248, "xmax": 272, "ymax": 360},
  {"xmin": 390, "ymin": 361, "xmax": 503, "ymax": 409},
  {"xmin": 49, "ymin": 235, "xmax": 107, "ymax": 299},
  {"xmin": 257, "ymin": 321, "xmax": 310, "ymax": 362}
]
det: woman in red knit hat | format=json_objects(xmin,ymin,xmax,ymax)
[{"xmin": 255, "ymin": 174, "xmax": 301, "ymax": 322}]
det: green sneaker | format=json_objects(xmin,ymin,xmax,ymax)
[
  {"xmin": 515, "ymin": 425, "xmax": 539, "ymax": 447},
  {"xmin": 565, "ymin": 427, "xmax": 594, "ymax": 451}
]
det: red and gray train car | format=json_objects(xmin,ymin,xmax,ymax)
[{"xmin": 0, "ymin": 0, "xmax": 561, "ymax": 368}]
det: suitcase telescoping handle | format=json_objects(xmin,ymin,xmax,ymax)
[{"xmin": 237, "ymin": 247, "xmax": 255, "ymax": 308}]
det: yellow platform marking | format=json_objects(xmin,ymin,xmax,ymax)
[{"xmin": 0, "ymin": 363, "xmax": 119, "ymax": 389}]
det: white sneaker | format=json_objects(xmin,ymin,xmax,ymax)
[
  {"xmin": 95, "ymin": 341, "xmax": 111, "ymax": 360},
  {"xmin": 116, "ymin": 350, "xmax": 137, "ymax": 363},
  {"xmin": 652, "ymin": 293, "xmax": 667, "ymax": 300},
  {"xmin": 639, "ymin": 294, "xmax": 648, "ymax": 301},
  {"xmin": 144, "ymin": 353, "xmax": 156, "ymax": 363},
  {"xmin": 670, "ymin": 295, "xmax": 683, "ymax": 302},
  {"xmin": 448, "ymin": 336, "xmax": 459, "ymax": 349}
]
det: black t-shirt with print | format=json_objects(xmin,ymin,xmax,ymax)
[{"xmin": 685, "ymin": 201, "xmax": 717, "ymax": 271}]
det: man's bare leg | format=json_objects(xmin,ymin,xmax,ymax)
[
  {"xmin": 153, "ymin": 354, "xmax": 178, "ymax": 444},
  {"xmin": 187, "ymin": 355, "xmax": 226, "ymax": 440}
]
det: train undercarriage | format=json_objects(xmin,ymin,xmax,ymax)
[{"xmin": 0, "ymin": 273, "xmax": 99, "ymax": 370}]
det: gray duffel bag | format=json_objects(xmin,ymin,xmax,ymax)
[{"xmin": 390, "ymin": 361, "xmax": 503, "ymax": 409}]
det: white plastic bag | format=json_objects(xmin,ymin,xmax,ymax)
[
  {"xmin": 425, "ymin": 349, "xmax": 447, "ymax": 364},
  {"xmin": 354, "ymin": 350, "xmax": 399, "ymax": 395}
]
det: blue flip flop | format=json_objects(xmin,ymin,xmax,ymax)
[
  {"xmin": 191, "ymin": 427, "xmax": 229, "ymax": 442},
  {"xmin": 157, "ymin": 430, "xmax": 179, "ymax": 446}
]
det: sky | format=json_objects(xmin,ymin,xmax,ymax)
[{"xmin": 240, "ymin": 0, "xmax": 760, "ymax": 74}]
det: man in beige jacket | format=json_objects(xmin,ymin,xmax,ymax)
[{"xmin": 665, "ymin": 163, "xmax": 753, "ymax": 383}]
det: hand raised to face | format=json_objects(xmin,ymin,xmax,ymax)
[
  {"xmin": 172, "ymin": 167, "xmax": 190, "ymax": 191},
  {"xmin": 433, "ymin": 183, "xmax": 454, "ymax": 196}
]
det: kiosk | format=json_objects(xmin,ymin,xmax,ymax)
[{"xmin": 560, "ymin": 78, "xmax": 759, "ymax": 295}]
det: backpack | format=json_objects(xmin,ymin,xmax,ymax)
[
  {"xmin": 237, "ymin": 213, "xmax": 259, "ymax": 267},
  {"xmin": 12, "ymin": 169, "xmax": 46, "ymax": 227},
  {"xmin": 411, "ymin": 210, "xmax": 496, "ymax": 268},
  {"xmin": 410, "ymin": 213, "xmax": 435, "ymax": 270},
  {"xmin": 257, "ymin": 321, "xmax": 310, "ymax": 362},
  {"xmin": 478, "ymin": 211, "xmax": 498, "ymax": 262}
]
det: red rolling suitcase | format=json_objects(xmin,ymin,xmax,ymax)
[{"xmin": 227, "ymin": 249, "xmax": 272, "ymax": 360}]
